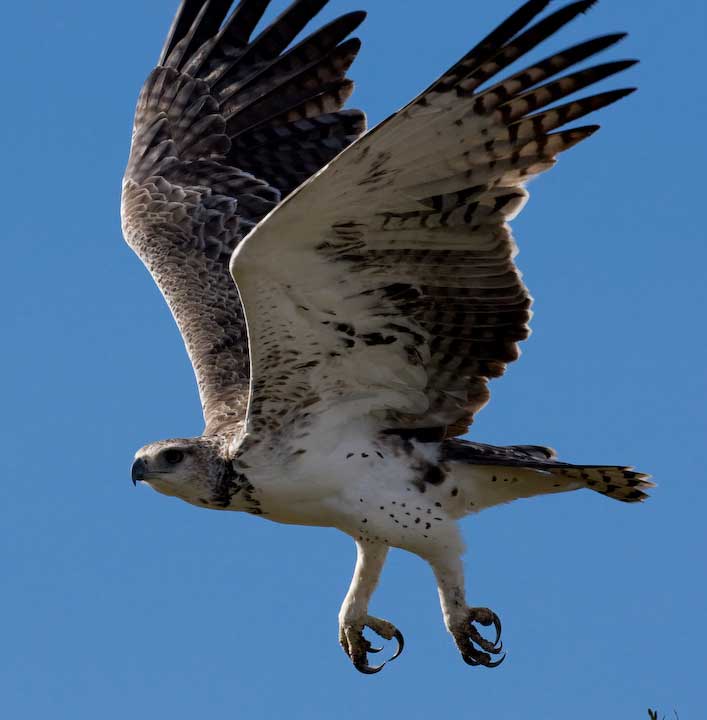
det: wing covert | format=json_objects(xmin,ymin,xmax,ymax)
[{"xmin": 231, "ymin": 0, "xmax": 636, "ymax": 441}]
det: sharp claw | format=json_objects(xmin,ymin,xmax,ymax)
[
  {"xmin": 354, "ymin": 660, "xmax": 386, "ymax": 675},
  {"xmin": 389, "ymin": 629, "xmax": 405, "ymax": 662},
  {"xmin": 491, "ymin": 614, "xmax": 502, "ymax": 647},
  {"xmin": 345, "ymin": 617, "xmax": 405, "ymax": 674},
  {"xmin": 485, "ymin": 652, "xmax": 506, "ymax": 668},
  {"xmin": 459, "ymin": 608, "xmax": 505, "ymax": 668}
]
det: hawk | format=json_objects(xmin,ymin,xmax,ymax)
[{"xmin": 122, "ymin": 0, "xmax": 652, "ymax": 674}]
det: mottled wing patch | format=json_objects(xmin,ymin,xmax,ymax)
[
  {"xmin": 122, "ymin": 0, "xmax": 366, "ymax": 434},
  {"xmin": 232, "ymin": 0, "xmax": 636, "ymax": 441}
]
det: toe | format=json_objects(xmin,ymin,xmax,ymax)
[{"xmin": 340, "ymin": 616, "xmax": 405, "ymax": 674}]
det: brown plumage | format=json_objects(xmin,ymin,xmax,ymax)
[{"xmin": 122, "ymin": 0, "xmax": 366, "ymax": 435}]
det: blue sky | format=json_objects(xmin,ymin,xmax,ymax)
[{"xmin": 2, "ymin": 0, "xmax": 705, "ymax": 718}]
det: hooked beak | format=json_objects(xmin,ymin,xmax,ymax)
[{"xmin": 131, "ymin": 458, "xmax": 146, "ymax": 486}]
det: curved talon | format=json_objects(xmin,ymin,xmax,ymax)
[
  {"xmin": 457, "ymin": 607, "xmax": 505, "ymax": 669},
  {"xmin": 490, "ymin": 614, "xmax": 502, "ymax": 648},
  {"xmin": 389, "ymin": 629, "xmax": 405, "ymax": 662},
  {"xmin": 471, "ymin": 609, "xmax": 502, "ymax": 642},
  {"xmin": 343, "ymin": 616, "xmax": 405, "ymax": 675},
  {"xmin": 486, "ymin": 653, "xmax": 506, "ymax": 668},
  {"xmin": 462, "ymin": 649, "xmax": 506, "ymax": 668},
  {"xmin": 354, "ymin": 660, "xmax": 386, "ymax": 675}
]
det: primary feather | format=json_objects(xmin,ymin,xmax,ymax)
[
  {"xmin": 122, "ymin": 0, "xmax": 366, "ymax": 435},
  {"xmin": 230, "ymin": 1, "xmax": 636, "ymax": 440}
]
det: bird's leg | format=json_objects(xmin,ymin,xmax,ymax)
[
  {"xmin": 428, "ymin": 545, "xmax": 505, "ymax": 668},
  {"xmin": 338, "ymin": 540, "xmax": 404, "ymax": 674}
]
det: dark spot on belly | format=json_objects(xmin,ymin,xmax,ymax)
[
  {"xmin": 451, "ymin": 488, "xmax": 459, "ymax": 497},
  {"xmin": 425, "ymin": 522, "xmax": 431, "ymax": 530},
  {"xmin": 423, "ymin": 464, "xmax": 445, "ymax": 486}
]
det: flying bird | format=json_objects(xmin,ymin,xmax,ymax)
[{"xmin": 122, "ymin": 0, "xmax": 652, "ymax": 674}]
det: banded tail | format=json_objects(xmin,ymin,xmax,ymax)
[{"xmin": 442, "ymin": 439, "xmax": 653, "ymax": 510}]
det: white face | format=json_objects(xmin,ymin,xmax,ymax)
[{"xmin": 131, "ymin": 440, "xmax": 220, "ymax": 504}]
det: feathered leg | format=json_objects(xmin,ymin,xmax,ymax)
[
  {"xmin": 422, "ymin": 525, "xmax": 506, "ymax": 668},
  {"xmin": 338, "ymin": 540, "xmax": 404, "ymax": 674}
]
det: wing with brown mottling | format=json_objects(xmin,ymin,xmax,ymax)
[
  {"xmin": 231, "ymin": 0, "xmax": 636, "ymax": 441},
  {"xmin": 121, "ymin": 0, "xmax": 366, "ymax": 435}
]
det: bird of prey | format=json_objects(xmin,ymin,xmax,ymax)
[{"xmin": 122, "ymin": 0, "xmax": 652, "ymax": 674}]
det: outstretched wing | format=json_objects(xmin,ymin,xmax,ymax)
[
  {"xmin": 231, "ymin": 0, "xmax": 636, "ymax": 442},
  {"xmin": 121, "ymin": 0, "xmax": 366, "ymax": 435}
]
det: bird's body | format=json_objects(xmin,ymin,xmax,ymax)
[{"xmin": 123, "ymin": 0, "xmax": 651, "ymax": 673}]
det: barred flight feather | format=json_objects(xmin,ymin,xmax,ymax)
[
  {"xmin": 122, "ymin": 0, "xmax": 366, "ymax": 435},
  {"xmin": 231, "ymin": 0, "xmax": 636, "ymax": 439}
]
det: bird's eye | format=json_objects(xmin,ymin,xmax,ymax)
[{"xmin": 163, "ymin": 449, "xmax": 185, "ymax": 465}]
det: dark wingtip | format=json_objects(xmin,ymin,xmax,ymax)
[
  {"xmin": 347, "ymin": 10, "xmax": 368, "ymax": 25},
  {"xmin": 607, "ymin": 59, "xmax": 640, "ymax": 74},
  {"xmin": 579, "ymin": 0, "xmax": 600, "ymax": 13},
  {"xmin": 576, "ymin": 123, "xmax": 601, "ymax": 136},
  {"xmin": 343, "ymin": 37, "xmax": 363, "ymax": 54}
]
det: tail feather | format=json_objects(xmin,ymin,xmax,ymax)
[
  {"xmin": 546, "ymin": 465, "xmax": 654, "ymax": 503},
  {"xmin": 442, "ymin": 439, "xmax": 653, "ymax": 508}
]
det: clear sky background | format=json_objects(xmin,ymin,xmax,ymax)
[{"xmin": 2, "ymin": 1, "xmax": 705, "ymax": 718}]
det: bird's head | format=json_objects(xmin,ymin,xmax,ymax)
[{"xmin": 131, "ymin": 436, "xmax": 231, "ymax": 507}]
